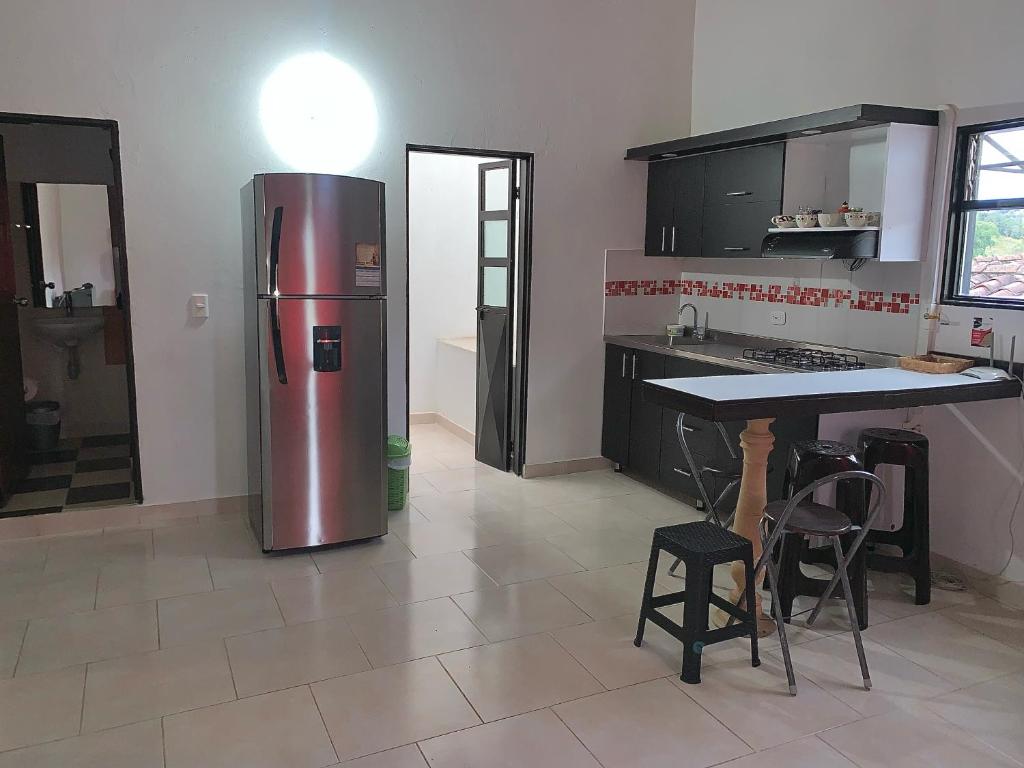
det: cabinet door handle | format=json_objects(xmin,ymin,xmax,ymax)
[
  {"xmin": 723, "ymin": 246, "xmax": 749, "ymax": 252},
  {"xmin": 631, "ymin": 353, "xmax": 638, "ymax": 380},
  {"xmin": 680, "ymin": 424, "xmax": 696, "ymax": 433},
  {"xmin": 660, "ymin": 226, "xmax": 666, "ymax": 252},
  {"xmin": 725, "ymin": 191, "xmax": 752, "ymax": 197},
  {"xmin": 621, "ymin": 352, "xmax": 627, "ymax": 378},
  {"xmin": 673, "ymin": 467, "xmax": 692, "ymax": 478},
  {"xmin": 670, "ymin": 226, "xmax": 676, "ymax": 252}
]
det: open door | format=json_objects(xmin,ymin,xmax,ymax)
[
  {"xmin": 475, "ymin": 160, "xmax": 515, "ymax": 470},
  {"xmin": 0, "ymin": 137, "xmax": 28, "ymax": 504}
]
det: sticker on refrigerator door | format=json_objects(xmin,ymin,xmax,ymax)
[{"xmin": 355, "ymin": 243, "xmax": 381, "ymax": 288}]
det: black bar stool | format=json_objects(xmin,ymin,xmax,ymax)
[
  {"xmin": 774, "ymin": 440, "xmax": 870, "ymax": 630},
  {"xmin": 859, "ymin": 427, "xmax": 931, "ymax": 605},
  {"xmin": 635, "ymin": 521, "xmax": 760, "ymax": 684}
]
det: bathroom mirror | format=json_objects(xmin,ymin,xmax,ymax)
[{"xmin": 20, "ymin": 182, "xmax": 118, "ymax": 308}]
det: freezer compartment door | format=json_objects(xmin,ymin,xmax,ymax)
[
  {"xmin": 259, "ymin": 297, "xmax": 386, "ymax": 549},
  {"xmin": 256, "ymin": 173, "xmax": 385, "ymax": 297}
]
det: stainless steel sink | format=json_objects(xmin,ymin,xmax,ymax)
[{"xmin": 633, "ymin": 334, "xmax": 708, "ymax": 348}]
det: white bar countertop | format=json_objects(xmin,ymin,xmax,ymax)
[{"xmin": 643, "ymin": 367, "xmax": 1021, "ymax": 421}]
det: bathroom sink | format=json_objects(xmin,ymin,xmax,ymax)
[{"xmin": 31, "ymin": 316, "xmax": 105, "ymax": 348}]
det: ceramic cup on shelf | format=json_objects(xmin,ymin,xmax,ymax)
[
  {"xmin": 817, "ymin": 212, "xmax": 845, "ymax": 227},
  {"xmin": 866, "ymin": 212, "xmax": 881, "ymax": 226},
  {"xmin": 844, "ymin": 212, "xmax": 869, "ymax": 227},
  {"xmin": 795, "ymin": 213, "xmax": 819, "ymax": 228},
  {"xmin": 771, "ymin": 215, "xmax": 797, "ymax": 228}
]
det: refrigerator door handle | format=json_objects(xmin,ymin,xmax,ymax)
[
  {"xmin": 269, "ymin": 205, "xmax": 284, "ymax": 295},
  {"xmin": 269, "ymin": 299, "xmax": 288, "ymax": 385}
]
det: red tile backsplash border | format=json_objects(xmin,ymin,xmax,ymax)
[{"xmin": 604, "ymin": 279, "xmax": 919, "ymax": 314}]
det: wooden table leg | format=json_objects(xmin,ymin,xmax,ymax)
[{"xmin": 716, "ymin": 417, "xmax": 777, "ymax": 637}]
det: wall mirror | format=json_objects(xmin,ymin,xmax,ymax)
[{"xmin": 20, "ymin": 182, "xmax": 118, "ymax": 308}]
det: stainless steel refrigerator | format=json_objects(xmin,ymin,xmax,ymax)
[{"xmin": 242, "ymin": 173, "xmax": 387, "ymax": 552}]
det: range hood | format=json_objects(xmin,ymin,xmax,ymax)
[{"xmin": 761, "ymin": 229, "xmax": 879, "ymax": 260}]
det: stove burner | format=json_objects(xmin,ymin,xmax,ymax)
[{"xmin": 742, "ymin": 347, "xmax": 866, "ymax": 372}]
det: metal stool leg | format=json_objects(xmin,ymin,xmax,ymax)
[
  {"xmin": 635, "ymin": 542, "xmax": 660, "ymax": 647},
  {"xmin": 761, "ymin": 520, "xmax": 797, "ymax": 695},
  {"xmin": 831, "ymin": 536, "xmax": 871, "ymax": 690}
]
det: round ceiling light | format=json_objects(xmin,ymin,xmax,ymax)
[{"xmin": 259, "ymin": 52, "xmax": 378, "ymax": 174}]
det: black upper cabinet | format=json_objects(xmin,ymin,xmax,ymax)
[
  {"xmin": 644, "ymin": 156, "xmax": 705, "ymax": 257},
  {"xmin": 704, "ymin": 143, "xmax": 785, "ymax": 205},
  {"xmin": 700, "ymin": 200, "xmax": 782, "ymax": 259},
  {"xmin": 601, "ymin": 345, "xmax": 633, "ymax": 466}
]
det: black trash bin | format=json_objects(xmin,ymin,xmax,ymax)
[{"xmin": 25, "ymin": 400, "xmax": 61, "ymax": 451}]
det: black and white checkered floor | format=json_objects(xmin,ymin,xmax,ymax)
[{"xmin": 0, "ymin": 433, "xmax": 134, "ymax": 518}]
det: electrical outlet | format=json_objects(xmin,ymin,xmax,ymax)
[{"xmin": 769, "ymin": 310, "xmax": 786, "ymax": 326}]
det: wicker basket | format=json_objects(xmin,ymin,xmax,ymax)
[{"xmin": 898, "ymin": 354, "xmax": 974, "ymax": 374}]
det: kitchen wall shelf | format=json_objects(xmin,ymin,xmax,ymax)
[{"xmin": 767, "ymin": 226, "xmax": 880, "ymax": 234}]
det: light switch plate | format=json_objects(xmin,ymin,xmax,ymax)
[
  {"xmin": 769, "ymin": 310, "xmax": 786, "ymax": 326},
  {"xmin": 190, "ymin": 293, "xmax": 210, "ymax": 319}
]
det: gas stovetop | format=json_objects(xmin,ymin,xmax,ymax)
[{"xmin": 741, "ymin": 347, "xmax": 868, "ymax": 372}]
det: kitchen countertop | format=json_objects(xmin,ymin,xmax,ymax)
[{"xmin": 604, "ymin": 331, "xmax": 900, "ymax": 373}]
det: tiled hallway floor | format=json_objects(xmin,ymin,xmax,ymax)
[{"xmin": 2, "ymin": 422, "xmax": 1024, "ymax": 766}]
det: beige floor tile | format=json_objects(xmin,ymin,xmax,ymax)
[
  {"xmin": 82, "ymin": 640, "xmax": 236, "ymax": 732},
  {"xmin": 465, "ymin": 540, "xmax": 584, "ymax": 585},
  {"xmin": 780, "ymin": 633, "xmax": 959, "ymax": 717},
  {"xmin": 532, "ymin": 471, "xmax": 639, "ymax": 503},
  {"xmin": 926, "ymin": 671, "xmax": 1024, "ymax": 763},
  {"xmin": 671, "ymin": 654, "xmax": 860, "ymax": 750},
  {"xmin": 451, "ymin": 580, "xmax": 592, "ymax": 642},
  {"xmin": 44, "ymin": 529, "xmax": 152, "ymax": 574},
  {"xmin": 271, "ymin": 568, "xmax": 396, "ymax": 625},
  {"xmin": 820, "ymin": 704, "xmax": 1021, "ymax": 768},
  {"xmin": 0, "ymin": 619, "xmax": 26, "ymax": 678},
  {"xmin": 711, "ymin": 737, "xmax": 858, "ymax": 768},
  {"xmin": 0, "ymin": 515, "xmax": 42, "ymax": 541},
  {"xmin": 153, "ymin": 518, "xmax": 256, "ymax": 559},
  {"xmin": 226, "ymin": 617, "xmax": 369, "ymax": 697},
  {"xmin": 70, "ymin": 469, "xmax": 133, "ymax": 488},
  {"xmin": 0, "ymin": 665, "xmax": 86, "ymax": 752},
  {"xmin": 469, "ymin": 506, "xmax": 577, "ymax": 539},
  {"xmin": 865, "ymin": 610, "xmax": 1024, "ymax": 687},
  {"xmin": 208, "ymin": 549, "xmax": 318, "ymax": 590},
  {"xmin": 439, "ymin": 633, "xmax": 603, "ymax": 722},
  {"xmin": 408, "ymin": 475, "xmax": 440, "ymax": 499},
  {"xmin": 0, "ymin": 539, "xmax": 47, "ymax": 575},
  {"xmin": 940, "ymin": 597, "xmax": 1024, "ymax": 650},
  {"xmin": 616, "ymin": 490, "xmax": 704, "ymax": 524},
  {"xmin": 420, "ymin": 467, "xmax": 497, "ymax": 494},
  {"xmin": 547, "ymin": 564, "xmax": 649, "ymax": 620},
  {"xmin": 310, "ymin": 534, "xmax": 415, "ymax": 573},
  {"xmin": 409, "ymin": 452, "xmax": 448, "ymax": 474},
  {"xmin": 392, "ymin": 518, "xmax": 508, "ymax": 557},
  {"xmin": 0, "ymin": 567, "xmax": 98, "ymax": 621},
  {"xmin": 158, "ymin": 583, "xmax": 283, "ymax": 646},
  {"xmin": 867, "ymin": 572, "xmax": 981, "ymax": 620},
  {"xmin": 372, "ymin": 551, "xmax": 496, "ymax": 604},
  {"xmin": 2, "ymin": 489, "xmax": 68, "ymax": 512},
  {"xmin": 342, "ymin": 744, "xmax": 428, "ymax": 767},
  {"xmin": 554, "ymin": 678, "xmax": 751, "ymax": 768},
  {"xmin": 17, "ymin": 601, "xmax": 158, "ymax": 676},
  {"xmin": 545, "ymin": 496, "xmax": 661, "ymax": 536},
  {"xmin": 96, "ymin": 555, "xmax": 212, "ymax": 607},
  {"xmin": 36, "ymin": 505, "xmax": 139, "ymax": 535},
  {"xmin": 312, "ymin": 657, "xmax": 480, "ymax": 762},
  {"xmin": 552, "ymin": 614, "xmax": 680, "ymax": 689},
  {"xmin": 546, "ymin": 529, "xmax": 652, "ymax": 570},
  {"xmin": 409, "ymin": 489, "xmax": 501, "ymax": 528},
  {"xmin": 419, "ymin": 709, "xmax": 602, "ymax": 768},
  {"xmin": 164, "ymin": 685, "xmax": 337, "ymax": 768},
  {"xmin": 476, "ymin": 473, "xmax": 581, "ymax": 511},
  {"xmin": 0, "ymin": 719, "xmax": 164, "ymax": 768},
  {"xmin": 347, "ymin": 597, "xmax": 487, "ymax": 667}
]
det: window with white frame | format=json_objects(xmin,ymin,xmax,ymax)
[{"xmin": 945, "ymin": 119, "xmax": 1024, "ymax": 306}]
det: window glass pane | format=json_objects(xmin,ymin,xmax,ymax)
[
  {"xmin": 483, "ymin": 167, "xmax": 509, "ymax": 211},
  {"xmin": 972, "ymin": 125, "xmax": 1024, "ymax": 201},
  {"xmin": 482, "ymin": 266, "xmax": 507, "ymax": 306},
  {"xmin": 958, "ymin": 208, "xmax": 1024, "ymax": 299},
  {"xmin": 483, "ymin": 219, "xmax": 508, "ymax": 260}
]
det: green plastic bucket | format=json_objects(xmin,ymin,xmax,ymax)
[{"xmin": 386, "ymin": 435, "xmax": 412, "ymax": 511}]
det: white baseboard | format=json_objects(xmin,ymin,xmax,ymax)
[
  {"xmin": 409, "ymin": 412, "xmax": 437, "ymax": 425},
  {"xmin": 409, "ymin": 411, "xmax": 474, "ymax": 445},
  {"xmin": 522, "ymin": 456, "xmax": 613, "ymax": 479},
  {"xmin": 932, "ymin": 552, "xmax": 1024, "ymax": 610}
]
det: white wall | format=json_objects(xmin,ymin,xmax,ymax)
[
  {"xmin": 0, "ymin": 0, "xmax": 695, "ymax": 503},
  {"xmin": 689, "ymin": 0, "xmax": 1024, "ymax": 587},
  {"xmin": 37, "ymin": 184, "xmax": 116, "ymax": 305},
  {"xmin": 408, "ymin": 152, "xmax": 485, "ymax": 419}
]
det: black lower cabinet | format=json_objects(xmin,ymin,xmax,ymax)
[{"xmin": 601, "ymin": 344, "xmax": 817, "ymax": 506}]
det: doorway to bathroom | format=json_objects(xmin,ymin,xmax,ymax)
[
  {"xmin": 0, "ymin": 113, "xmax": 141, "ymax": 518},
  {"xmin": 406, "ymin": 146, "xmax": 534, "ymax": 474}
]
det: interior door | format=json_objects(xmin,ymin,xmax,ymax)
[
  {"xmin": 0, "ymin": 137, "xmax": 28, "ymax": 503},
  {"xmin": 475, "ymin": 160, "xmax": 515, "ymax": 470}
]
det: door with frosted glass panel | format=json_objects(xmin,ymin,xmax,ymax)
[{"xmin": 476, "ymin": 161, "xmax": 515, "ymax": 470}]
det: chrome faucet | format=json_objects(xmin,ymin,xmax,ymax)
[
  {"xmin": 678, "ymin": 303, "xmax": 709, "ymax": 340},
  {"xmin": 61, "ymin": 291, "xmax": 74, "ymax": 317}
]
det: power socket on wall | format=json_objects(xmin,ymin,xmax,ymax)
[{"xmin": 769, "ymin": 310, "xmax": 787, "ymax": 326}]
